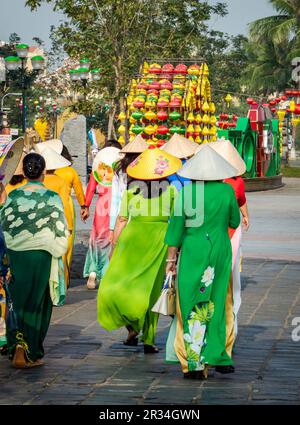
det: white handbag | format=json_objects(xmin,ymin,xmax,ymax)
[{"xmin": 151, "ymin": 272, "xmax": 175, "ymax": 316}]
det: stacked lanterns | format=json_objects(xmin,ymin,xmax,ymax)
[
  {"xmin": 216, "ymin": 113, "xmax": 238, "ymax": 130},
  {"xmin": 120, "ymin": 61, "xmax": 217, "ymax": 145}
]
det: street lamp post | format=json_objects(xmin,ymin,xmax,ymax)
[{"xmin": 4, "ymin": 43, "xmax": 45, "ymax": 134}]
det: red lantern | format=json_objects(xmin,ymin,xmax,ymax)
[
  {"xmin": 149, "ymin": 65, "xmax": 161, "ymax": 74},
  {"xmin": 281, "ymin": 95, "xmax": 287, "ymax": 101},
  {"xmin": 246, "ymin": 98, "xmax": 254, "ymax": 105},
  {"xmin": 292, "ymin": 90, "xmax": 299, "ymax": 96},
  {"xmin": 228, "ymin": 122, "xmax": 236, "ymax": 128},
  {"xmin": 223, "ymin": 122, "xmax": 229, "ymax": 129},
  {"xmin": 157, "ymin": 99, "xmax": 169, "ymax": 108},
  {"xmin": 285, "ymin": 90, "xmax": 293, "ymax": 96},
  {"xmin": 157, "ymin": 110, "xmax": 168, "ymax": 121},
  {"xmin": 269, "ymin": 100, "xmax": 276, "ymax": 106},
  {"xmin": 137, "ymin": 83, "xmax": 148, "ymax": 90},
  {"xmin": 232, "ymin": 115, "xmax": 238, "ymax": 122},
  {"xmin": 162, "ymin": 63, "xmax": 174, "ymax": 74},
  {"xmin": 271, "ymin": 108, "xmax": 276, "ymax": 113},
  {"xmin": 294, "ymin": 105, "xmax": 300, "ymax": 115},
  {"xmin": 160, "ymin": 81, "xmax": 173, "ymax": 90},
  {"xmin": 147, "ymin": 89, "xmax": 159, "ymax": 95},
  {"xmin": 133, "ymin": 99, "xmax": 144, "ymax": 108},
  {"xmin": 174, "ymin": 63, "xmax": 187, "ymax": 74},
  {"xmin": 252, "ymin": 102, "xmax": 259, "ymax": 107},
  {"xmin": 157, "ymin": 125, "xmax": 169, "ymax": 135},
  {"xmin": 275, "ymin": 98, "xmax": 281, "ymax": 103},
  {"xmin": 149, "ymin": 82, "xmax": 161, "ymax": 91},
  {"xmin": 220, "ymin": 113, "xmax": 228, "ymax": 120}
]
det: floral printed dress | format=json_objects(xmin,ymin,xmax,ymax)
[{"xmin": 165, "ymin": 181, "xmax": 240, "ymax": 373}]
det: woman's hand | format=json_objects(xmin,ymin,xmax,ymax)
[
  {"xmin": 242, "ymin": 215, "xmax": 250, "ymax": 231},
  {"xmin": 166, "ymin": 261, "xmax": 177, "ymax": 276},
  {"xmin": 81, "ymin": 206, "xmax": 89, "ymax": 222}
]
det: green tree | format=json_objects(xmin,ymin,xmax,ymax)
[
  {"xmin": 249, "ymin": 0, "xmax": 300, "ymax": 45},
  {"xmin": 26, "ymin": 0, "xmax": 227, "ymax": 137},
  {"xmin": 243, "ymin": 35, "xmax": 293, "ymax": 95}
]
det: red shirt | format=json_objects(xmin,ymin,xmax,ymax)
[{"xmin": 224, "ymin": 176, "xmax": 246, "ymax": 239}]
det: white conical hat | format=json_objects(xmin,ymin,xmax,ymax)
[
  {"xmin": 36, "ymin": 139, "xmax": 63, "ymax": 154},
  {"xmin": 35, "ymin": 145, "xmax": 71, "ymax": 170},
  {"xmin": 178, "ymin": 143, "xmax": 238, "ymax": 181},
  {"xmin": 121, "ymin": 135, "xmax": 148, "ymax": 153},
  {"xmin": 196, "ymin": 138, "xmax": 246, "ymax": 176},
  {"xmin": 161, "ymin": 134, "xmax": 198, "ymax": 158}
]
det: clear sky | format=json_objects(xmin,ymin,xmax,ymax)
[{"xmin": 0, "ymin": 0, "xmax": 275, "ymax": 49}]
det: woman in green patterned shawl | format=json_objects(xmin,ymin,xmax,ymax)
[{"xmin": 0, "ymin": 153, "xmax": 69, "ymax": 369}]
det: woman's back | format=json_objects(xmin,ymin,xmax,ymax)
[{"xmin": 182, "ymin": 181, "xmax": 239, "ymax": 238}]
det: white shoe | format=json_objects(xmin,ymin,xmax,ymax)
[{"xmin": 87, "ymin": 272, "xmax": 97, "ymax": 290}]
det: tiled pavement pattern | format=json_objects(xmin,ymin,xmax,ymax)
[{"xmin": 0, "ymin": 242, "xmax": 299, "ymax": 405}]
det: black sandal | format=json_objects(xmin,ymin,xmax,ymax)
[
  {"xmin": 184, "ymin": 370, "xmax": 207, "ymax": 380},
  {"xmin": 123, "ymin": 337, "xmax": 138, "ymax": 346},
  {"xmin": 144, "ymin": 344, "xmax": 159, "ymax": 354},
  {"xmin": 215, "ymin": 365, "xmax": 235, "ymax": 374}
]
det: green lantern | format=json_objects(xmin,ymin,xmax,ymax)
[
  {"xmin": 132, "ymin": 111, "xmax": 143, "ymax": 121},
  {"xmin": 169, "ymin": 111, "xmax": 181, "ymax": 121},
  {"xmin": 132, "ymin": 125, "xmax": 144, "ymax": 135},
  {"xmin": 169, "ymin": 125, "xmax": 181, "ymax": 134},
  {"xmin": 178, "ymin": 126, "xmax": 186, "ymax": 135}
]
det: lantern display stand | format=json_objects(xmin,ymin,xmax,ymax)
[
  {"xmin": 117, "ymin": 58, "xmax": 217, "ymax": 146},
  {"xmin": 217, "ymin": 99, "xmax": 283, "ymax": 191}
]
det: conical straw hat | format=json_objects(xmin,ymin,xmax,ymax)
[
  {"xmin": 35, "ymin": 145, "xmax": 71, "ymax": 170},
  {"xmin": 196, "ymin": 138, "xmax": 246, "ymax": 176},
  {"xmin": 127, "ymin": 146, "xmax": 182, "ymax": 180},
  {"xmin": 36, "ymin": 139, "xmax": 63, "ymax": 154},
  {"xmin": 121, "ymin": 134, "xmax": 148, "ymax": 153},
  {"xmin": 161, "ymin": 134, "xmax": 198, "ymax": 158},
  {"xmin": 14, "ymin": 151, "xmax": 27, "ymax": 175},
  {"xmin": 178, "ymin": 143, "xmax": 238, "ymax": 181},
  {"xmin": 0, "ymin": 136, "xmax": 25, "ymax": 185}
]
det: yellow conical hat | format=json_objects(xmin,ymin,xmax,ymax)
[
  {"xmin": 127, "ymin": 147, "xmax": 182, "ymax": 181},
  {"xmin": 121, "ymin": 134, "xmax": 148, "ymax": 153},
  {"xmin": 161, "ymin": 134, "xmax": 198, "ymax": 159}
]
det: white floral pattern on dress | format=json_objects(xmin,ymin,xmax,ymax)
[{"xmin": 201, "ymin": 266, "xmax": 215, "ymax": 287}]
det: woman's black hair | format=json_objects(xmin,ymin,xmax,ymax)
[
  {"xmin": 104, "ymin": 139, "xmax": 122, "ymax": 149},
  {"xmin": 9, "ymin": 175, "xmax": 24, "ymax": 186},
  {"xmin": 130, "ymin": 178, "xmax": 170, "ymax": 199},
  {"xmin": 23, "ymin": 153, "xmax": 46, "ymax": 180},
  {"xmin": 115, "ymin": 153, "xmax": 139, "ymax": 177},
  {"xmin": 61, "ymin": 145, "xmax": 73, "ymax": 164}
]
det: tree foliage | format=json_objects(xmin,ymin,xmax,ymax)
[{"xmin": 25, "ymin": 0, "xmax": 230, "ymax": 135}]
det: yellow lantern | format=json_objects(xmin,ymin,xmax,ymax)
[
  {"xmin": 118, "ymin": 135, "xmax": 125, "ymax": 145},
  {"xmin": 118, "ymin": 124, "xmax": 126, "ymax": 134},
  {"xmin": 129, "ymin": 135, "xmax": 135, "ymax": 142},
  {"xmin": 209, "ymin": 115, "xmax": 217, "ymax": 125},
  {"xmin": 225, "ymin": 93, "xmax": 232, "ymax": 107},
  {"xmin": 144, "ymin": 110, "xmax": 157, "ymax": 121},
  {"xmin": 187, "ymin": 113, "xmax": 195, "ymax": 123},
  {"xmin": 195, "ymin": 136, "xmax": 202, "ymax": 144},
  {"xmin": 195, "ymin": 114, "xmax": 202, "ymax": 124},
  {"xmin": 129, "ymin": 116, "xmax": 137, "ymax": 124},
  {"xmin": 188, "ymin": 136, "xmax": 195, "ymax": 142},
  {"xmin": 194, "ymin": 124, "xmax": 201, "ymax": 133},
  {"xmin": 277, "ymin": 110, "xmax": 286, "ymax": 122},
  {"xmin": 209, "ymin": 126, "xmax": 217, "ymax": 135},
  {"xmin": 202, "ymin": 114, "xmax": 209, "ymax": 125},
  {"xmin": 144, "ymin": 125, "xmax": 156, "ymax": 135},
  {"xmin": 187, "ymin": 124, "xmax": 194, "ymax": 133},
  {"xmin": 209, "ymin": 102, "xmax": 216, "ymax": 114},
  {"xmin": 202, "ymin": 126, "xmax": 209, "ymax": 137},
  {"xmin": 202, "ymin": 101, "xmax": 210, "ymax": 112},
  {"xmin": 118, "ymin": 111, "xmax": 126, "ymax": 121},
  {"xmin": 290, "ymin": 100, "xmax": 295, "ymax": 112},
  {"xmin": 292, "ymin": 117, "xmax": 300, "ymax": 127}
]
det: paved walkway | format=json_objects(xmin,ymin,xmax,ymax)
[{"xmin": 0, "ymin": 178, "xmax": 299, "ymax": 405}]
